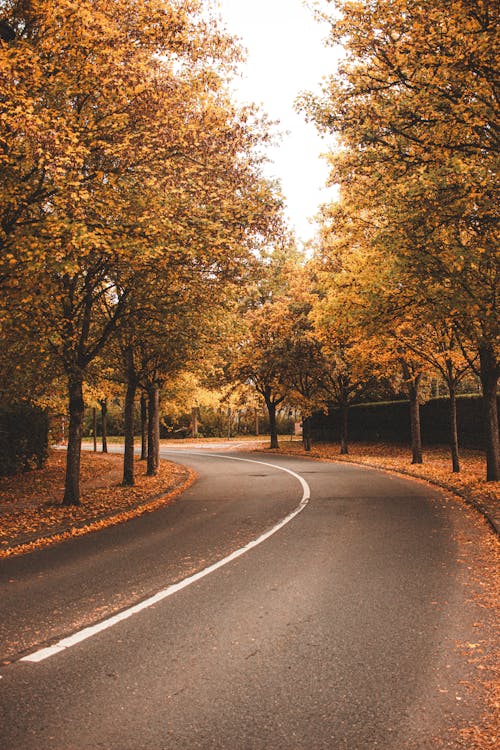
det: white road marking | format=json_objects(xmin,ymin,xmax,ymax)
[{"xmin": 21, "ymin": 453, "xmax": 310, "ymax": 664}]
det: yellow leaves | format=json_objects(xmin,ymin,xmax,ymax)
[{"xmin": 1, "ymin": 0, "xmax": 282, "ymax": 419}]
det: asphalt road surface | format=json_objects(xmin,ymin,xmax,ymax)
[{"xmin": 0, "ymin": 447, "xmax": 490, "ymax": 749}]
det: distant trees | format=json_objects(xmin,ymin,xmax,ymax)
[{"xmin": 231, "ymin": 301, "xmax": 291, "ymax": 449}]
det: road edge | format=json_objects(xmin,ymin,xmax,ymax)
[
  {"xmin": 264, "ymin": 448, "xmax": 499, "ymax": 537},
  {"xmin": 0, "ymin": 464, "xmax": 197, "ymax": 560}
]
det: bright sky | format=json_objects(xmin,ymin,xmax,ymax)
[{"xmin": 216, "ymin": 0, "xmax": 340, "ymax": 246}]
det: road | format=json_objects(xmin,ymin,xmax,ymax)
[{"xmin": 0, "ymin": 447, "xmax": 490, "ymax": 748}]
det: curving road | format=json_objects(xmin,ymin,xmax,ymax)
[{"xmin": 0, "ymin": 447, "xmax": 490, "ymax": 748}]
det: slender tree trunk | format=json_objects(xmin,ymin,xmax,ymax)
[
  {"xmin": 447, "ymin": 381, "xmax": 460, "ymax": 473},
  {"xmin": 100, "ymin": 399, "xmax": 108, "ymax": 453},
  {"xmin": 147, "ymin": 381, "xmax": 160, "ymax": 476},
  {"xmin": 92, "ymin": 407, "xmax": 97, "ymax": 452},
  {"xmin": 62, "ymin": 373, "xmax": 84, "ymax": 506},
  {"xmin": 408, "ymin": 376, "xmax": 423, "ymax": 464},
  {"xmin": 123, "ymin": 364, "xmax": 137, "ymax": 486},
  {"xmin": 140, "ymin": 392, "xmax": 147, "ymax": 461},
  {"xmin": 339, "ymin": 402, "xmax": 349, "ymax": 455},
  {"xmin": 479, "ymin": 344, "xmax": 499, "ymax": 482},
  {"xmin": 255, "ymin": 408, "xmax": 259, "ymax": 436},
  {"xmin": 302, "ymin": 416, "xmax": 312, "ymax": 452},
  {"xmin": 267, "ymin": 398, "xmax": 279, "ymax": 449},
  {"xmin": 191, "ymin": 407, "xmax": 198, "ymax": 438}
]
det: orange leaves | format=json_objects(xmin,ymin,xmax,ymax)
[{"xmin": 0, "ymin": 450, "xmax": 195, "ymax": 558}]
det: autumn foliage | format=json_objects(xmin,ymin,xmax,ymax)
[
  {"xmin": 0, "ymin": 449, "xmax": 194, "ymax": 557},
  {"xmin": 0, "ymin": 0, "xmax": 282, "ymax": 503},
  {"xmin": 299, "ymin": 0, "xmax": 499, "ymax": 481}
]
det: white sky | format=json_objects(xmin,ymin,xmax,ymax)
[{"xmin": 216, "ymin": 0, "xmax": 340, "ymax": 246}]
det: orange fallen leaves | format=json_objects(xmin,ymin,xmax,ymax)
[{"xmin": 0, "ymin": 450, "xmax": 195, "ymax": 557}]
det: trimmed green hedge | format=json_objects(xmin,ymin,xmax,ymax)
[
  {"xmin": 0, "ymin": 404, "xmax": 49, "ymax": 476},
  {"xmin": 310, "ymin": 395, "xmax": 497, "ymax": 449}
]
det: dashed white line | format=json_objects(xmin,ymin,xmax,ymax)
[{"xmin": 21, "ymin": 453, "xmax": 310, "ymax": 664}]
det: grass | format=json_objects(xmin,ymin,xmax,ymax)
[{"xmin": 83, "ymin": 434, "xmax": 272, "ymax": 446}]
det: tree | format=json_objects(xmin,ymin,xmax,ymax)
[
  {"xmin": 391, "ymin": 319, "xmax": 474, "ymax": 471},
  {"xmin": 310, "ymin": 209, "xmax": 390, "ymax": 455},
  {"xmin": 302, "ymin": 0, "xmax": 499, "ymax": 479},
  {"xmin": 1, "ymin": 0, "xmax": 282, "ymax": 502},
  {"xmin": 266, "ymin": 266, "xmax": 327, "ymax": 452},
  {"xmin": 231, "ymin": 301, "xmax": 292, "ymax": 449}
]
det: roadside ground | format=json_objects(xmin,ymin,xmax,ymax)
[{"xmin": 0, "ymin": 449, "xmax": 195, "ymax": 558}]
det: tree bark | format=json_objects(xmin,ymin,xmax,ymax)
[
  {"xmin": 479, "ymin": 344, "xmax": 499, "ymax": 482},
  {"xmin": 62, "ymin": 373, "xmax": 84, "ymax": 506},
  {"xmin": 92, "ymin": 407, "xmax": 97, "ymax": 452},
  {"xmin": 302, "ymin": 415, "xmax": 312, "ymax": 451},
  {"xmin": 147, "ymin": 381, "xmax": 160, "ymax": 476},
  {"xmin": 191, "ymin": 406, "xmax": 198, "ymax": 438},
  {"xmin": 408, "ymin": 376, "xmax": 423, "ymax": 464},
  {"xmin": 255, "ymin": 408, "xmax": 259, "ymax": 436},
  {"xmin": 100, "ymin": 398, "xmax": 108, "ymax": 453},
  {"xmin": 140, "ymin": 392, "xmax": 147, "ymax": 461},
  {"xmin": 266, "ymin": 398, "xmax": 279, "ymax": 449},
  {"xmin": 339, "ymin": 402, "xmax": 349, "ymax": 455},
  {"xmin": 122, "ymin": 360, "xmax": 137, "ymax": 486},
  {"xmin": 448, "ymin": 383, "xmax": 460, "ymax": 473}
]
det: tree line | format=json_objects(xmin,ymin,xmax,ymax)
[
  {"xmin": 1, "ymin": 0, "xmax": 497, "ymax": 498},
  {"xmin": 292, "ymin": 0, "xmax": 498, "ymax": 480},
  {"xmin": 0, "ymin": 0, "xmax": 283, "ymax": 502}
]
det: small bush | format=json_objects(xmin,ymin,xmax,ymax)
[{"xmin": 0, "ymin": 404, "xmax": 49, "ymax": 476}]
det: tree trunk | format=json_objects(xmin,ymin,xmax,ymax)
[
  {"xmin": 408, "ymin": 376, "xmax": 423, "ymax": 464},
  {"xmin": 479, "ymin": 344, "xmax": 499, "ymax": 482},
  {"xmin": 302, "ymin": 415, "xmax": 312, "ymax": 451},
  {"xmin": 140, "ymin": 392, "xmax": 147, "ymax": 460},
  {"xmin": 191, "ymin": 406, "xmax": 198, "ymax": 438},
  {"xmin": 92, "ymin": 407, "xmax": 97, "ymax": 452},
  {"xmin": 255, "ymin": 408, "xmax": 259, "ymax": 436},
  {"xmin": 123, "ymin": 372, "xmax": 137, "ymax": 487},
  {"xmin": 340, "ymin": 402, "xmax": 349, "ymax": 455},
  {"xmin": 62, "ymin": 373, "xmax": 84, "ymax": 506},
  {"xmin": 267, "ymin": 399, "xmax": 279, "ymax": 449},
  {"xmin": 100, "ymin": 399, "xmax": 108, "ymax": 453},
  {"xmin": 447, "ymin": 382, "xmax": 460, "ymax": 473},
  {"xmin": 147, "ymin": 381, "xmax": 160, "ymax": 476}
]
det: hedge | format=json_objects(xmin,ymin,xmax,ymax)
[
  {"xmin": 310, "ymin": 395, "xmax": 498, "ymax": 450},
  {"xmin": 0, "ymin": 404, "xmax": 49, "ymax": 476}
]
